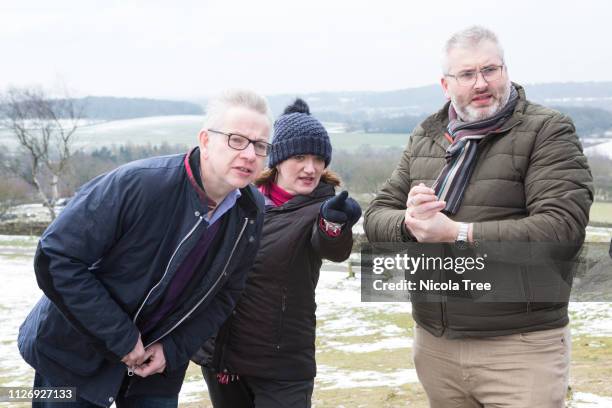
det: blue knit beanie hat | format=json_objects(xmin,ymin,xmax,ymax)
[{"xmin": 269, "ymin": 98, "xmax": 332, "ymax": 168}]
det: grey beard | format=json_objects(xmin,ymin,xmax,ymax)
[{"xmin": 452, "ymin": 81, "xmax": 512, "ymax": 123}]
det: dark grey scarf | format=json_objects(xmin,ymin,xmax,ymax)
[{"xmin": 433, "ymin": 85, "xmax": 519, "ymax": 215}]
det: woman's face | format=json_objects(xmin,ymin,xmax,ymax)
[{"xmin": 275, "ymin": 154, "xmax": 326, "ymax": 195}]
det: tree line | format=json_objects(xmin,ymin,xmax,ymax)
[
  {"xmin": 1, "ymin": 86, "xmax": 611, "ymax": 225},
  {"xmin": 0, "ymin": 142, "xmax": 403, "ymax": 216}
]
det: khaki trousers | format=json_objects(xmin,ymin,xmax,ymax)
[{"xmin": 413, "ymin": 324, "xmax": 570, "ymax": 408}]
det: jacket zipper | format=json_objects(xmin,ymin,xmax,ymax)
[
  {"xmin": 276, "ymin": 288, "xmax": 287, "ymax": 350},
  {"xmin": 436, "ymin": 120, "xmax": 524, "ymax": 334},
  {"xmin": 132, "ymin": 214, "xmax": 204, "ymax": 324},
  {"xmin": 143, "ymin": 217, "xmax": 250, "ymax": 348},
  {"xmin": 441, "ymin": 269, "xmax": 448, "ymax": 333},
  {"xmin": 522, "ymin": 267, "xmax": 532, "ymax": 313},
  {"xmin": 126, "ymin": 214, "xmax": 204, "ymax": 376}
]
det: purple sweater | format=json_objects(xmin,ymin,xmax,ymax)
[{"xmin": 141, "ymin": 220, "xmax": 221, "ymax": 334}]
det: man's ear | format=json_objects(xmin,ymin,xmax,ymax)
[
  {"xmin": 198, "ymin": 129, "xmax": 209, "ymax": 158},
  {"xmin": 440, "ymin": 77, "xmax": 451, "ymax": 100}
]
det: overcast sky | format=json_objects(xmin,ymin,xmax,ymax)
[{"xmin": 1, "ymin": 0, "xmax": 610, "ymax": 100}]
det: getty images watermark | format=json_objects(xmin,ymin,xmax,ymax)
[
  {"xmin": 360, "ymin": 241, "xmax": 611, "ymax": 303},
  {"xmin": 371, "ymin": 252, "xmax": 491, "ymax": 292}
]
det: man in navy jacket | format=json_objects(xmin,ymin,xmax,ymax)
[{"xmin": 18, "ymin": 89, "xmax": 271, "ymax": 407}]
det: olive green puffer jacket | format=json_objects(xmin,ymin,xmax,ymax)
[{"xmin": 364, "ymin": 83, "xmax": 594, "ymax": 338}]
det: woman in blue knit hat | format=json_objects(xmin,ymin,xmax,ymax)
[{"xmin": 200, "ymin": 98, "xmax": 362, "ymax": 407}]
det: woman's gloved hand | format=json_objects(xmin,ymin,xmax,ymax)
[{"xmin": 320, "ymin": 191, "xmax": 362, "ymax": 229}]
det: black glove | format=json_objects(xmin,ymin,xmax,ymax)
[{"xmin": 320, "ymin": 191, "xmax": 362, "ymax": 229}]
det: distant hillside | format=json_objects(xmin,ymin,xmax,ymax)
[
  {"xmin": 72, "ymin": 81, "xmax": 612, "ymax": 122},
  {"xmin": 333, "ymin": 105, "xmax": 612, "ymax": 137},
  {"xmin": 552, "ymin": 105, "xmax": 612, "ymax": 136},
  {"xmin": 265, "ymin": 82, "xmax": 612, "ymax": 118},
  {"xmin": 77, "ymin": 96, "xmax": 203, "ymax": 120},
  {"xmin": 18, "ymin": 82, "xmax": 608, "ymax": 131},
  {"xmin": 526, "ymin": 82, "xmax": 612, "ymax": 110},
  {"xmin": 261, "ymin": 82, "xmax": 612, "ymax": 136},
  {"xmin": 266, "ymin": 85, "xmax": 444, "ymax": 118}
]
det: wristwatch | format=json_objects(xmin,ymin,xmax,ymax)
[{"xmin": 456, "ymin": 222, "xmax": 469, "ymax": 246}]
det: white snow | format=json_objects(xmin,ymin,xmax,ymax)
[
  {"xmin": 0, "ymin": 235, "xmax": 38, "ymax": 243},
  {"xmin": 1, "ymin": 236, "xmax": 611, "ymax": 406},
  {"xmin": 316, "ymin": 271, "xmax": 410, "ymax": 316},
  {"xmin": 322, "ymin": 122, "xmax": 347, "ymax": 134},
  {"xmin": 585, "ymin": 139, "xmax": 612, "ymax": 159},
  {"xmin": 569, "ymin": 392, "xmax": 612, "ymax": 407},
  {"xmin": 317, "ymin": 365, "xmax": 419, "ymax": 389},
  {"xmin": 569, "ymin": 302, "xmax": 612, "ymax": 337},
  {"xmin": 586, "ymin": 226, "xmax": 612, "ymax": 241},
  {"xmin": 0, "ymin": 253, "xmax": 45, "ymax": 384},
  {"xmin": 177, "ymin": 380, "xmax": 206, "ymax": 404},
  {"xmin": 79, "ymin": 115, "xmax": 203, "ymax": 132},
  {"xmin": 2, "ymin": 203, "xmax": 65, "ymax": 224},
  {"xmin": 333, "ymin": 337, "xmax": 413, "ymax": 353}
]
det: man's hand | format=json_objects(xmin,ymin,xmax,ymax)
[
  {"xmin": 121, "ymin": 334, "xmax": 146, "ymax": 368},
  {"xmin": 133, "ymin": 343, "xmax": 166, "ymax": 378},
  {"xmin": 405, "ymin": 183, "xmax": 446, "ymax": 221},
  {"xmin": 405, "ymin": 210, "xmax": 460, "ymax": 243}
]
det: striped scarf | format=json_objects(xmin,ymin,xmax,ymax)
[{"xmin": 433, "ymin": 86, "xmax": 519, "ymax": 215}]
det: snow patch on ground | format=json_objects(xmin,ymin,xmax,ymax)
[
  {"xmin": 0, "ymin": 255, "xmax": 44, "ymax": 384},
  {"xmin": 333, "ymin": 337, "xmax": 413, "ymax": 353},
  {"xmin": 80, "ymin": 115, "xmax": 203, "ymax": 132},
  {"xmin": 585, "ymin": 139, "xmax": 612, "ymax": 159},
  {"xmin": 178, "ymin": 380, "xmax": 206, "ymax": 404},
  {"xmin": 569, "ymin": 302, "xmax": 612, "ymax": 337},
  {"xmin": 316, "ymin": 271, "xmax": 411, "ymax": 354},
  {"xmin": 316, "ymin": 271, "xmax": 410, "ymax": 316},
  {"xmin": 317, "ymin": 365, "xmax": 419, "ymax": 389},
  {"xmin": 569, "ymin": 392, "xmax": 612, "ymax": 407},
  {"xmin": 1, "ymin": 236, "xmax": 611, "ymax": 405},
  {"xmin": 0, "ymin": 235, "xmax": 38, "ymax": 243}
]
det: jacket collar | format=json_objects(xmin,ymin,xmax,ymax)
[
  {"xmin": 183, "ymin": 147, "xmax": 263, "ymax": 218},
  {"xmin": 185, "ymin": 147, "xmax": 216, "ymax": 211}
]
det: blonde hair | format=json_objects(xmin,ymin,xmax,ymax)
[{"xmin": 203, "ymin": 89, "xmax": 273, "ymax": 131}]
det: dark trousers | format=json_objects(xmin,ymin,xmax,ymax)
[
  {"xmin": 202, "ymin": 368, "xmax": 314, "ymax": 408},
  {"xmin": 32, "ymin": 371, "xmax": 179, "ymax": 408}
]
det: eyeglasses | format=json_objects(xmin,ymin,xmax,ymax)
[
  {"xmin": 445, "ymin": 64, "xmax": 505, "ymax": 87},
  {"xmin": 207, "ymin": 129, "xmax": 272, "ymax": 157}
]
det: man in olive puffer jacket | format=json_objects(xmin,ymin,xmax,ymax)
[{"xmin": 364, "ymin": 26, "xmax": 593, "ymax": 408}]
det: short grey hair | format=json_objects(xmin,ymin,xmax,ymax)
[
  {"xmin": 442, "ymin": 26, "xmax": 504, "ymax": 74},
  {"xmin": 203, "ymin": 89, "xmax": 272, "ymax": 131}
]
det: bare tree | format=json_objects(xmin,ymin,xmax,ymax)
[{"xmin": 0, "ymin": 86, "xmax": 83, "ymax": 220}]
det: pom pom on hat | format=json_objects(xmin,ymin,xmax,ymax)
[{"xmin": 283, "ymin": 98, "xmax": 310, "ymax": 115}]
